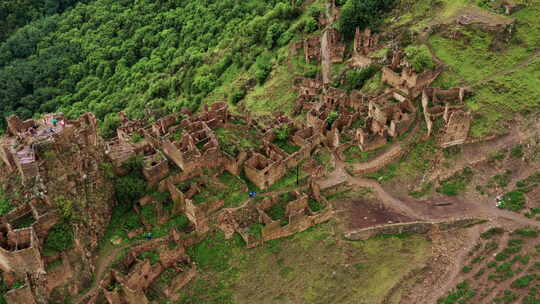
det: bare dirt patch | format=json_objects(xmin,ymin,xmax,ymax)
[{"xmin": 336, "ymin": 198, "xmax": 413, "ymax": 231}]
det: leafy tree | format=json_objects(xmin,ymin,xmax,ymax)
[
  {"xmin": 43, "ymin": 220, "xmax": 74, "ymax": 253},
  {"xmin": 0, "ymin": 189, "xmax": 13, "ymax": 215},
  {"xmin": 254, "ymin": 53, "xmax": 274, "ymax": 84},
  {"xmin": 337, "ymin": 0, "xmax": 396, "ymax": 39}
]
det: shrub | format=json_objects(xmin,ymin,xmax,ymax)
[
  {"xmin": 343, "ymin": 65, "xmax": 379, "ymax": 92},
  {"xmin": 308, "ymin": 198, "xmax": 325, "ymax": 212},
  {"xmin": 275, "ymin": 125, "xmax": 290, "ymax": 141},
  {"xmin": 254, "ymin": 53, "xmax": 273, "ymax": 84},
  {"xmin": 0, "ymin": 189, "xmax": 13, "ymax": 215},
  {"xmin": 326, "ymin": 111, "xmax": 339, "ymax": 128},
  {"xmin": 510, "ymin": 145, "xmax": 524, "ymax": 158},
  {"xmin": 511, "ymin": 275, "xmax": 535, "ymax": 288},
  {"xmin": 513, "ymin": 227, "xmax": 539, "ymax": 238},
  {"xmin": 498, "ymin": 190, "xmax": 526, "ymax": 212},
  {"xmin": 438, "ymin": 281, "xmax": 476, "ymax": 304},
  {"xmin": 43, "ymin": 221, "xmax": 74, "ymax": 254},
  {"xmin": 404, "ymin": 45, "xmax": 435, "ymax": 73},
  {"xmin": 495, "ymin": 252, "xmax": 510, "ymax": 261},
  {"xmin": 228, "ymin": 88, "xmax": 246, "ymax": 104}
]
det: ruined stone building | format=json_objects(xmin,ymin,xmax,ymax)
[
  {"xmin": 294, "ymin": 77, "xmax": 323, "ymax": 113},
  {"xmin": 421, "ymin": 87, "xmax": 473, "ymax": 147},
  {"xmin": 381, "ymin": 50, "xmax": 441, "ymax": 98},
  {"xmin": 292, "ymin": 35, "xmax": 322, "ymax": 64},
  {"xmin": 219, "ymin": 183, "xmax": 332, "ymax": 247},
  {"xmin": 354, "ymin": 27, "xmax": 380, "ymax": 56},
  {"xmin": 0, "ymin": 112, "xmax": 118, "ymax": 304},
  {"xmin": 326, "ymin": 28, "xmax": 346, "ymax": 63}
]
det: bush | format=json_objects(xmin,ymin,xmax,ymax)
[
  {"xmin": 326, "ymin": 111, "xmax": 339, "ymax": 128},
  {"xmin": 275, "ymin": 125, "xmax": 290, "ymax": 141},
  {"xmin": 228, "ymin": 88, "xmax": 246, "ymax": 104},
  {"xmin": 512, "ymin": 227, "xmax": 539, "ymax": 238},
  {"xmin": 254, "ymin": 53, "xmax": 273, "ymax": 84},
  {"xmin": 404, "ymin": 45, "xmax": 435, "ymax": 73},
  {"xmin": 43, "ymin": 221, "xmax": 74, "ymax": 254},
  {"xmin": 343, "ymin": 65, "xmax": 379, "ymax": 92},
  {"xmin": 510, "ymin": 145, "xmax": 524, "ymax": 158},
  {"xmin": 498, "ymin": 190, "xmax": 526, "ymax": 211},
  {"xmin": 511, "ymin": 275, "xmax": 535, "ymax": 288},
  {"xmin": 0, "ymin": 189, "xmax": 13, "ymax": 215}
]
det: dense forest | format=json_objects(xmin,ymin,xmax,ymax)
[
  {"xmin": 0, "ymin": 0, "xmax": 88, "ymax": 41},
  {"xmin": 0, "ymin": 0, "xmax": 322, "ymax": 136}
]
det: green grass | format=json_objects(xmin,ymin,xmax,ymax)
[
  {"xmin": 190, "ymin": 173, "xmax": 247, "ymax": 208},
  {"xmin": 428, "ymin": 14, "xmax": 540, "ymax": 137},
  {"xmin": 436, "ymin": 167, "xmax": 474, "ymax": 196},
  {"xmin": 273, "ymin": 139, "xmax": 301, "ymax": 154},
  {"xmin": 389, "ymin": 138, "xmax": 438, "ymax": 181},
  {"xmin": 467, "ymin": 57, "xmax": 540, "ymax": 137},
  {"xmin": 180, "ymin": 223, "xmax": 431, "ymax": 304},
  {"xmin": 264, "ymin": 165, "xmax": 309, "ymax": 193},
  {"xmin": 314, "ymin": 149, "xmax": 334, "ymax": 172},
  {"xmin": 215, "ymin": 125, "xmax": 262, "ymax": 157},
  {"xmin": 344, "ymin": 145, "xmax": 374, "ymax": 163},
  {"xmin": 244, "ymin": 51, "xmax": 297, "ymax": 116}
]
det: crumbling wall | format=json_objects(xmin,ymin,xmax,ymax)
[
  {"xmin": 4, "ymin": 284, "xmax": 38, "ymax": 304},
  {"xmin": 440, "ymin": 110, "xmax": 472, "ymax": 148},
  {"xmin": 259, "ymin": 208, "xmax": 333, "ymax": 245},
  {"xmin": 344, "ymin": 218, "xmax": 482, "ymax": 240},
  {"xmin": 0, "ymin": 227, "xmax": 44, "ymax": 275}
]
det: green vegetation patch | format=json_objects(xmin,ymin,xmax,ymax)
[
  {"xmin": 181, "ymin": 223, "xmax": 430, "ymax": 304},
  {"xmin": 43, "ymin": 220, "xmax": 74, "ymax": 256},
  {"xmin": 344, "ymin": 145, "xmax": 374, "ymax": 164},
  {"xmin": 438, "ymin": 281, "xmax": 477, "ymax": 304},
  {"xmin": 436, "ymin": 167, "xmax": 474, "ymax": 196},
  {"xmin": 0, "ymin": 188, "xmax": 13, "ymax": 216},
  {"xmin": 215, "ymin": 126, "xmax": 261, "ymax": 157}
]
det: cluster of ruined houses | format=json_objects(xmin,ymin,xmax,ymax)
[
  {"xmin": 0, "ymin": 98, "xmax": 334, "ymax": 302},
  {"xmin": 0, "ymin": 113, "xmax": 104, "ymax": 303},
  {"xmin": 217, "ymin": 181, "xmax": 333, "ymax": 248},
  {"xmin": 79, "ymin": 229, "xmax": 198, "ymax": 304},
  {"xmin": 0, "ymin": 14, "xmax": 487, "ymax": 302},
  {"xmin": 293, "ymin": 26, "xmax": 472, "ymax": 154}
]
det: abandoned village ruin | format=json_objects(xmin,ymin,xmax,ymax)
[{"xmin": 0, "ymin": 0, "xmax": 534, "ymax": 302}]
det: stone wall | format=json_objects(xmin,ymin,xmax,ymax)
[
  {"xmin": 344, "ymin": 218, "xmax": 482, "ymax": 240},
  {"xmin": 4, "ymin": 284, "xmax": 37, "ymax": 304},
  {"xmin": 0, "ymin": 227, "xmax": 44, "ymax": 275}
]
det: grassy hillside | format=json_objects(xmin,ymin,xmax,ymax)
[{"xmin": 181, "ymin": 222, "xmax": 431, "ymax": 304}]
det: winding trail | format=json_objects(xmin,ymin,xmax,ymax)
[{"xmin": 317, "ymin": 153, "xmax": 425, "ymax": 220}]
